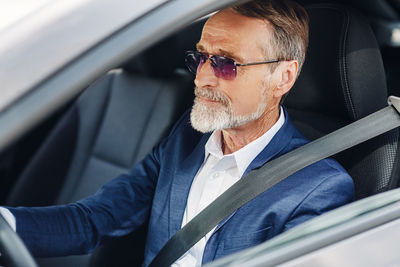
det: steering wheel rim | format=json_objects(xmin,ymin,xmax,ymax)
[{"xmin": 0, "ymin": 213, "xmax": 37, "ymax": 267}]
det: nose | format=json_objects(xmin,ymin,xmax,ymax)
[{"xmin": 194, "ymin": 59, "xmax": 218, "ymax": 88}]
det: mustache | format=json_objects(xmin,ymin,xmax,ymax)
[{"xmin": 194, "ymin": 87, "xmax": 230, "ymax": 106}]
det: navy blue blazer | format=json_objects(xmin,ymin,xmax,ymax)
[{"xmin": 8, "ymin": 108, "xmax": 354, "ymax": 265}]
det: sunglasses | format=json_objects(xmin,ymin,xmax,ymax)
[{"xmin": 185, "ymin": 50, "xmax": 280, "ymax": 80}]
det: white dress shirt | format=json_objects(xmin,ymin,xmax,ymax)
[{"xmin": 173, "ymin": 107, "xmax": 285, "ymax": 266}]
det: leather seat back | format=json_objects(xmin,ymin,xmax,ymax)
[{"xmin": 286, "ymin": 3, "xmax": 400, "ymax": 199}]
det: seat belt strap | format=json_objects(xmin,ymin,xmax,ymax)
[{"xmin": 149, "ymin": 96, "xmax": 400, "ymax": 267}]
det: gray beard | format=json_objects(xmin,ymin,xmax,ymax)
[{"xmin": 190, "ymin": 87, "xmax": 267, "ymax": 133}]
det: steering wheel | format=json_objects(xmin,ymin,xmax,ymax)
[{"xmin": 0, "ymin": 213, "xmax": 37, "ymax": 267}]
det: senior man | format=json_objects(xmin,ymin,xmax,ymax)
[{"xmin": 1, "ymin": 0, "xmax": 354, "ymax": 266}]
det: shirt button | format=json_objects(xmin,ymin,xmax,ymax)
[{"xmin": 213, "ymin": 172, "xmax": 220, "ymax": 178}]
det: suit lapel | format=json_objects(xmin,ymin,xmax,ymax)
[
  {"xmin": 212, "ymin": 108, "xmax": 297, "ymax": 233},
  {"xmin": 168, "ymin": 133, "xmax": 210, "ymax": 238},
  {"xmin": 243, "ymin": 109, "xmax": 297, "ymax": 175}
]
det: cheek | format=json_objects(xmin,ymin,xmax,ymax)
[{"xmin": 224, "ymin": 78, "xmax": 266, "ymax": 115}]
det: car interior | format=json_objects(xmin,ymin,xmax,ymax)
[{"xmin": 1, "ymin": 0, "xmax": 400, "ymax": 266}]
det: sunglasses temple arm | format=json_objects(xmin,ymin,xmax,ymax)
[{"xmin": 236, "ymin": 60, "xmax": 280, "ymax": 67}]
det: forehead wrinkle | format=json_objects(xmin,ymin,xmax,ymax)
[
  {"xmin": 199, "ymin": 26, "xmax": 245, "ymax": 61},
  {"xmin": 201, "ymin": 29, "xmax": 239, "ymax": 49},
  {"xmin": 203, "ymin": 23, "xmax": 238, "ymax": 37}
]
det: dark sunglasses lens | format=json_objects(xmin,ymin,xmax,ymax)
[
  {"xmin": 212, "ymin": 56, "xmax": 236, "ymax": 80},
  {"xmin": 185, "ymin": 51, "xmax": 237, "ymax": 80},
  {"xmin": 185, "ymin": 51, "xmax": 203, "ymax": 74}
]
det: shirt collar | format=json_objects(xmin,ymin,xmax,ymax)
[{"xmin": 204, "ymin": 106, "xmax": 285, "ymax": 177}]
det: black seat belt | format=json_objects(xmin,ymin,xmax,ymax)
[{"xmin": 149, "ymin": 96, "xmax": 400, "ymax": 267}]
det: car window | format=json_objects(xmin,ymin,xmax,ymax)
[{"xmin": 0, "ymin": 0, "xmax": 166, "ymax": 113}]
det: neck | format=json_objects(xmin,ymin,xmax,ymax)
[{"xmin": 221, "ymin": 107, "xmax": 280, "ymax": 155}]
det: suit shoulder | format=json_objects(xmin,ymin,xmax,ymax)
[{"xmin": 157, "ymin": 109, "xmax": 206, "ymax": 161}]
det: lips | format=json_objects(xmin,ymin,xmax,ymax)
[
  {"xmin": 194, "ymin": 87, "xmax": 229, "ymax": 106},
  {"xmin": 198, "ymin": 95, "xmax": 221, "ymax": 103}
]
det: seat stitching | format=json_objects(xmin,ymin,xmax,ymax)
[
  {"xmin": 83, "ymin": 73, "xmax": 116, "ymax": 170},
  {"xmin": 307, "ymin": 5, "xmax": 357, "ymax": 120},
  {"xmin": 339, "ymin": 8, "xmax": 358, "ymax": 120},
  {"xmin": 129, "ymin": 78, "xmax": 165, "ymax": 165}
]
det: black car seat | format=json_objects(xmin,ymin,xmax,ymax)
[
  {"xmin": 285, "ymin": 2, "xmax": 400, "ymax": 199},
  {"xmin": 5, "ymin": 35, "xmax": 195, "ymax": 266}
]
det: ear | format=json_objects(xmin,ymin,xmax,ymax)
[{"xmin": 274, "ymin": 60, "xmax": 298, "ymax": 98}]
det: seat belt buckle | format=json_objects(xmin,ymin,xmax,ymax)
[{"xmin": 388, "ymin": 96, "xmax": 400, "ymax": 114}]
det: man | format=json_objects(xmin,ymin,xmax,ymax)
[{"xmin": 1, "ymin": 0, "xmax": 354, "ymax": 266}]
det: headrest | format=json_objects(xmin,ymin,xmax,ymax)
[
  {"xmin": 286, "ymin": 3, "xmax": 387, "ymax": 122},
  {"xmin": 175, "ymin": 19, "xmax": 206, "ymax": 59},
  {"xmin": 124, "ymin": 19, "xmax": 206, "ymax": 77}
]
